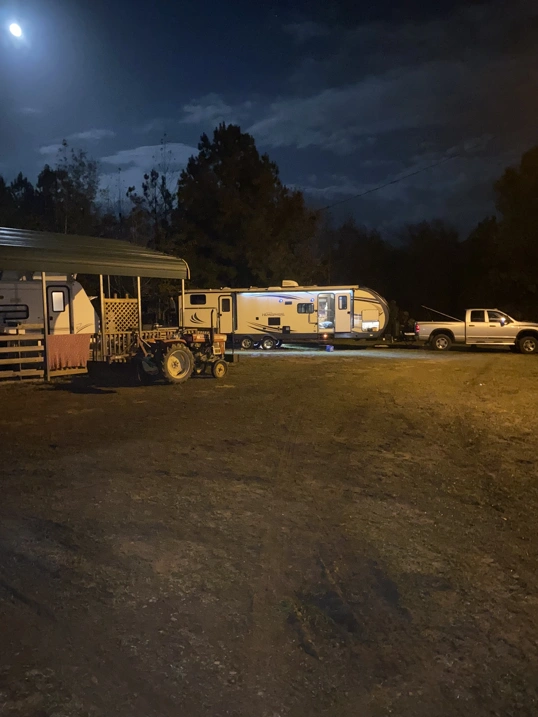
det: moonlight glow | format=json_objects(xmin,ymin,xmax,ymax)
[{"xmin": 9, "ymin": 23, "xmax": 22, "ymax": 38}]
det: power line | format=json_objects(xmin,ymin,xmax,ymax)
[{"xmin": 318, "ymin": 138, "xmax": 493, "ymax": 212}]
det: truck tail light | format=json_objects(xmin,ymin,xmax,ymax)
[{"xmin": 415, "ymin": 323, "xmax": 420, "ymax": 333}]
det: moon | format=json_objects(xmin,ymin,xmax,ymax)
[{"xmin": 9, "ymin": 23, "xmax": 22, "ymax": 38}]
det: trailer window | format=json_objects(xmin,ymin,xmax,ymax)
[
  {"xmin": 221, "ymin": 298, "xmax": 231, "ymax": 312},
  {"xmin": 470, "ymin": 310, "xmax": 485, "ymax": 323},
  {"xmin": 51, "ymin": 291, "xmax": 66, "ymax": 312},
  {"xmin": 0, "ymin": 304, "xmax": 29, "ymax": 321},
  {"xmin": 338, "ymin": 296, "xmax": 348, "ymax": 310},
  {"xmin": 297, "ymin": 303, "xmax": 314, "ymax": 314},
  {"xmin": 190, "ymin": 294, "xmax": 207, "ymax": 305}
]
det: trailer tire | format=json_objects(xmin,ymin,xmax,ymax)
[
  {"xmin": 162, "ymin": 345, "xmax": 194, "ymax": 383},
  {"xmin": 275, "ymin": 340, "xmax": 283, "ymax": 348},
  {"xmin": 431, "ymin": 333, "xmax": 452, "ymax": 351},
  {"xmin": 240, "ymin": 336, "xmax": 254, "ymax": 350},
  {"xmin": 518, "ymin": 335, "xmax": 538, "ymax": 354},
  {"xmin": 261, "ymin": 336, "xmax": 276, "ymax": 350},
  {"xmin": 211, "ymin": 359, "xmax": 228, "ymax": 378}
]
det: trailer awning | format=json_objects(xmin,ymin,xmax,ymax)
[{"xmin": 0, "ymin": 227, "xmax": 190, "ymax": 280}]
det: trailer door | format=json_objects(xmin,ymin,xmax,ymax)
[
  {"xmin": 334, "ymin": 292, "xmax": 351, "ymax": 334},
  {"xmin": 218, "ymin": 294, "xmax": 233, "ymax": 335},
  {"xmin": 47, "ymin": 285, "xmax": 72, "ymax": 335},
  {"xmin": 317, "ymin": 293, "xmax": 335, "ymax": 333}
]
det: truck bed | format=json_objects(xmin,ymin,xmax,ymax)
[{"xmin": 417, "ymin": 321, "xmax": 465, "ymax": 342}]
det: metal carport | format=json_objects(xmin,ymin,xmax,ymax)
[{"xmin": 0, "ymin": 227, "xmax": 190, "ymax": 380}]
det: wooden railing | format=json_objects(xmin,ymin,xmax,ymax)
[
  {"xmin": 93, "ymin": 328, "xmax": 182, "ymax": 362},
  {"xmin": 0, "ymin": 324, "xmax": 45, "ymax": 379}
]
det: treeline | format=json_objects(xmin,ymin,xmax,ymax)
[{"xmin": 1, "ymin": 126, "xmax": 538, "ymax": 320}]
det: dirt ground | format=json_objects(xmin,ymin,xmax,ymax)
[{"xmin": 1, "ymin": 348, "xmax": 538, "ymax": 717}]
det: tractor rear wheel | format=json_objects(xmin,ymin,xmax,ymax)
[{"xmin": 162, "ymin": 345, "xmax": 194, "ymax": 384}]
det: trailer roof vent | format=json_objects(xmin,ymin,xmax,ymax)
[{"xmin": 281, "ymin": 280, "xmax": 299, "ymax": 287}]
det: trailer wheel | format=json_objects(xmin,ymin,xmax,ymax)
[
  {"xmin": 240, "ymin": 337, "xmax": 254, "ymax": 350},
  {"xmin": 162, "ymin": 345, "xmax": 194, "ymax": 383},
  {"xmin": 431, "ymin": 333, "xmax": 452, "ymax": 351},
  {"xmin": 211, "ymin": 359, "xmax": 228, "ymax": 378},
  {"xmin": 518, "ymin": 335, "xmax": 538, "ymax": 354},
  {"xmin": 261, "ymin": 336, "xmax": 276, "ymax": 350},
  {"xmin": 275, "ymin": 340, "xmax": 283, "ymax": 348}
]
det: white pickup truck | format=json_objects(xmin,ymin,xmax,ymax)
[{"xmin": 416, "ymin": 308, "xmax": 538, "ymax": 354}]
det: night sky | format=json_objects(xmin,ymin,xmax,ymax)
[{"xmin": 1, "ymin": 0, "xmax": 538, "ymax": 232}]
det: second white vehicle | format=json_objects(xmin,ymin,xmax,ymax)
[{"xmin": 178, "ymin": 281, "xmax": 389, "ymax": 349}]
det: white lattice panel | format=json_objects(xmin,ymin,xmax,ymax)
[{"xmin": 104, "ymin": 299, "xmax": 139, "ymax": 333}]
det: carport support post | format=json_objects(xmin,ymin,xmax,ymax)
[
  {"xmin": 41, "ymin": 271, "xmax": 50, "ymax": 382},
  {"xmin": 181, "ymin": 279, "xmax": 185, "ymax": 328},
  {"xmin": 136, "ymin": 276, "xmax": 142, "ymax": 332},
  {"xmin": 99, "ymin": 274, "xmax": 106, "ymax": 361}
]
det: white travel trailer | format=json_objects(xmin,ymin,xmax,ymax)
[
  {"xmin": 0, "ymin": 271, "xmax": 98, "ymax": 335},
  {"xmin": 178, "ymin": 281, "xmax": 389, "ymax": 349}
]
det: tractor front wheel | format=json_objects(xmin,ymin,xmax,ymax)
[{"xmin": 211, "ymin": 359, "xmax": 228, "ymax": 379}]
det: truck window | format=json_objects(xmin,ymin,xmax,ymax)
[
  {"xmin": 297, "ymin": 303, "xmax": 314, "ymax": 314},
  {"xmin": 488, "ymin": 311, "xmax": 504, "ymax": 322},
  {"xmin": 470, "ymin": 310, "xmax": 485, "ymax": 322},
  {"xmin": 190, "ymin": 294, "xmax": 206, "ymax": 305}
]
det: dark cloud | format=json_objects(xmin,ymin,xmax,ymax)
[
  {"xmin": 282, "ymin": 21, "xmax": 330, "ymax": 43},
  {"xmin": 244, "ymin": 0, "xmax": 538, "ymax": 228}
]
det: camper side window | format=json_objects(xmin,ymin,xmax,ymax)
[
  {"xmin": 221, "ymin": 298, "xmax": 231, "ymax": 312},
  {"xmin": 51, "ymin": 291, "xmax": 65, "ymax": 312},
  {"xmin": 338, "ymin": 296, "xmax": 348, "ymax": 310},
  {"xmin": 190, "ymin": 294, "xmax": 207, "ymax": 305},
  {"xmin": 0, "ymin": 304, "xmax": 29, "ymax": 321},
  {"xmin": 297, "ymin": 303, "xmax": 314, "ymax": 314}
]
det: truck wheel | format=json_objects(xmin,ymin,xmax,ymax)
[
  {"xmin": 518, "ymin": 335, "xmax": 538, "ymax": 354},
  {"xmin": 261, "ymin": 336, "xmax": 276, "ymax": 350},
  {"xmin": 211, "ymin": 359, "xmax": 228, "ymax": 378},
  {"xmin": 162, "ymin": 345, "xmax": 194, "ymax": 383},
  {"xmin": 431, "ymin": 333, "xmax": 452, "ymax": 351},
  {"xmin": 240, "ymin": 337, "xmax": 254, "ymax": 350}
]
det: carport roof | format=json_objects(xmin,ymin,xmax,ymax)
[{"xmin": 0, "ymin": 227, "xmax": 190, "ymax": 280}]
